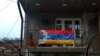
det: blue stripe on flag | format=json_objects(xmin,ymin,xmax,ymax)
[{"xmin": 38, "ymin": 34, "xmax": 74, "ymax": 40}]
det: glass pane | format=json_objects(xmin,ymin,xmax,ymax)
[
  {"xmin": 56, "ymin": 25, "xmax": 62, "ymax": 30},
  {"xmin": 75, "ymin": 21, "xmax": 79, "ymax": 25},
  {"xmin": 56, "ymin": 20, "xmax": 61, "ymax": 24},
  {"xmin": 75, "ymin": 20, "xmax": 80, "ymax": 38},
  {"xmin": 64, "ymin": 21, "xmax": 72, "ymax": 30}
]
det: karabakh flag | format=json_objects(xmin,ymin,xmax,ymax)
[{"xmin": 38, "ymin": 30, "xmax": 75, "ymax": 40}]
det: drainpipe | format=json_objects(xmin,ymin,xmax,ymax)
[{"xmin": 17, "ymin": 0, "xmax": 24, "ymax": 49}]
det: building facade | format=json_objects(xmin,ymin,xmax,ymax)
[{"xmin": 18, "ymin": 0, "xmax": 100, "ymax": 56}]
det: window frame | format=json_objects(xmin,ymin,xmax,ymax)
[{"xmin": 55, "ymin": 18, "xmax": 81, "ymax": 38}]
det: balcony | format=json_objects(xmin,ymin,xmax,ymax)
[{"xmin": 26, "ymin": 30, "xmax": 87, "ymax": 55}]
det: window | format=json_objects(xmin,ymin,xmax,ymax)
[
  {"xmin": 64, "ymin": 21, "xmax": 72, "ymax": 30},
  {"xmin": 56, "ymin": 18, "xmax": 81, "ymax": 38}
]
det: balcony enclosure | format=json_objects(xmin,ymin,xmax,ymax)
[
  {"xmin": 24, "ymin": 12, "xmax": 99, "ymax": 47},
  {"xmin": 18, "ymin": 0, "xmax": 100, "ymax": 56}
]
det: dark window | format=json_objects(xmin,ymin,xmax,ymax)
[
  {"xmin": 56, "ymin": 20, "xmax": 61, "ymax": 24},
  {"xmin": 64, "ymin": 21, "xmax": 72, "ymax": 30}
]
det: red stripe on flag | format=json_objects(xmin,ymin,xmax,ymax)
[{"xmin": 39, "ymin": 30, "xmax": 75, "ymax": 34}]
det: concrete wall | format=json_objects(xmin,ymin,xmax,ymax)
[
  {"xmin": 25, "ymin": 13, "xmax": 82, "ymax": 32},
  {"xmin": 24, "ymin": 13, "xmax": 56, "ymax": 46},
  {"xmin": 81, "ymin": 12, "xmax": 99, "ymax": 45}
]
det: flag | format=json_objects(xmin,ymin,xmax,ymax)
[{"xmin": 39, "ymin": 30, "xmax": 74, "ymax": 40}]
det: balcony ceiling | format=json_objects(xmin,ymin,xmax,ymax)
[{"xmin": 19, "ymin": 0, "xmax": 100, "ymax": 14}]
